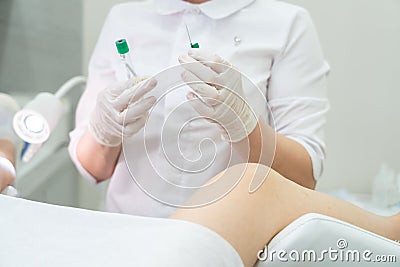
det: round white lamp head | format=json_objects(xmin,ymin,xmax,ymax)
[{"xmin": 13, "ymin": 92, "xmax": 63, "ymax": 144}]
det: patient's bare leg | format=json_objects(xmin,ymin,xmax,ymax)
[{"xmin": 170, "ymin": 163, "xmax": 400, "ymax": 267}]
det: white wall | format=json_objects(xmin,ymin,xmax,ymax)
[
  {"xmin": 82, "ymin": 0, "xmax": 136, "ymax": 73},
  {"xmin": 284, "ymin": 0, "xmax": 400, "ymax": 193},
  {"xmin": 0, "ymin": 0, "xmax": 82, "ymax": 95},
  {"xmin": 81, "ymin": 0, "xmax": 400, "ymax": 203}
]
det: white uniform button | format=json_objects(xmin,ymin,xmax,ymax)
[{"xmin": 234, "ymin": 36, "xmax": 242, "ymax": 46}]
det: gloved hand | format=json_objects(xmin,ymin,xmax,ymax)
[
  {"xmin": 0, "ymin": 93, "xmax": 21, "ymax": 148},
  {"xmin": 179, "ymin": 49, "xmax": 258, "ymax": 143},
  {"xmin": 89, "ymin": 77, "xmax": 157, "ymax": 147}
]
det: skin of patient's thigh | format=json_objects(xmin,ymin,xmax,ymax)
[{"xmin": 171, "ymin": 163, "xmax": 295, "ymax": 265}]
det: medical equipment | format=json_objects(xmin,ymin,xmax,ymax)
[
  {"xmin": 116, "ymin": 39, "xmax": 137, "ymax": 79},
  {"xmin": 185, "ymin": 24, "xmax": 200, "ymax": 49},
  {"xmin": 13, "ymin": 93, "xmax": 63, "ymax": 145},
  {"xmin": 13, "ymin": 76, "xmax": 87, "ymax": 162}
]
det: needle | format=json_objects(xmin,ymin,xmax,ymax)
[
  {"xmin": 183, "ymin": 24, "xmax": 207, "ymax": 105},
  {"xmin": 185, "ymin": 23, "xmax": 200, "ymax": 49}
]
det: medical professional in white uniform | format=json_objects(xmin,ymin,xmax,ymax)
[{"xmin": 69, "ymin": 0, "xmax": 330, "ymax": 216}]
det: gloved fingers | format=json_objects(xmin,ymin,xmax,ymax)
[
  {"xmin": 96, "ymin": 94, "xmax": 122, "ymax": 121},
  {"xmin": 132, "ymin": 76, "xmax": 150, "ymax": 84},
  {"xmin": 187, "ymin": 49, "xmax": 231, "ymax": 74},
  {"xmin": 179, "ymin": 54, "xmax": 217, "ymax": 83},
  {"xmin": 98, "ymin": 110, "xmax": 124, "ymax": 135},
  {"xmin": 110, "ymin": 90, "xmax": 131, "ymax": 112},
  {"xmin": 181, "ymin": 70, "xmax": 221, "ymax": 106},
  {"xmin": 186, "ymin": 92, "xmax": 215, "ymax": 117},
  {"xmin": 100, "ymin": 80, "xmax": 132, "ymax": 112},
  {"xmin": 88, "ymin": 120, "xmax": 123, "ymax": 147},
  {"xmin": 91, "ymin": 78, "xmax": 153, "ymax": 147},
  {"xmin": 89, "ymin": 114, "xmax": 123, "ymax": 146},
  {"xmin": 123, "ymin": 115, "xmax": 147, "ymax": 137},
  {"xmin": 118, "ymin": 96, "xmax": 156, "ymax": 125},
  {"xmin": 108, "ymin": 78, "xmax": 157, "ymax": 111},
  {"xmin": 126, "ymin": 78, "xmax": 158, "ymax": 104},
  {"xmin": 185, "ymin": 49, "xmax": 243, "ymax": 96},
  {"xmin": 109, "ymin": 76, "xmax": 149, "ymax": 95},
  {"xmin": 108, "ymin": 79, "xmax": 136, "ymax": 97}
]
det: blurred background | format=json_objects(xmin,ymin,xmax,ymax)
[{"xmin": 0, "ymin": 0, "xmax": 399, "ymax": 211}]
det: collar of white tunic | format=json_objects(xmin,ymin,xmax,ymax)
[{"xmin": 152, "ymin": 0, "xmax": 256, "ymax": 19}]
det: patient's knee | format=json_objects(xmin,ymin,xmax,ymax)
[
  {"xmin": 202, "ymin": 163, "xmax": 288, "ymax": 201},
  {"xmin": 225, "ymin": 163, "xmax": 271, "ymax": 192},
  {"xmin": 227, "ymin": 163, "xmax": 292, "ymax": 194}
]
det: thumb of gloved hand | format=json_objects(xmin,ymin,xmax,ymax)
[{"xmin": 89, "ymin": 77, "xmax": 157, "ymax": 147}]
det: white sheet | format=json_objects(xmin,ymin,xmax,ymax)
[{"xmin": 0, "ymin": 195, "xmax": 243, "ymax": 267}]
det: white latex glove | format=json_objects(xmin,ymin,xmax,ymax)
[
  {"xmin": 0, "ymin": 93, "xmax": 21, "ymax": 147},
  {"xmin": 89, "ymin": 77, "xmax": 157, "ymax": 147},
  {"xmin": 179, "ymin": 49, "xmax": 258, "ymax": 143}
]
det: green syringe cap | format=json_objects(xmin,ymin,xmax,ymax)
[
  {"xmin": 116, "ymin": 39, "xmax": 130, "ymax": 54},
  {"xmin": 191, "ymin": 42, "xmax": 200, "ymax": 48}
]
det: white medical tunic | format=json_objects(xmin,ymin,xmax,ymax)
[{"xmin": 69, "ymin": 0, "xmax": 330, "ymax": 217}]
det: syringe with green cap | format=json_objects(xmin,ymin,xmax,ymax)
[{"xmin": 115, "ymin": 39, "xmax": 137, "ymax": 79}]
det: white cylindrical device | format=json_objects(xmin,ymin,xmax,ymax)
[{"xmin": 13, "ymin": 92, "xmax": 64, "ymax": 144}]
